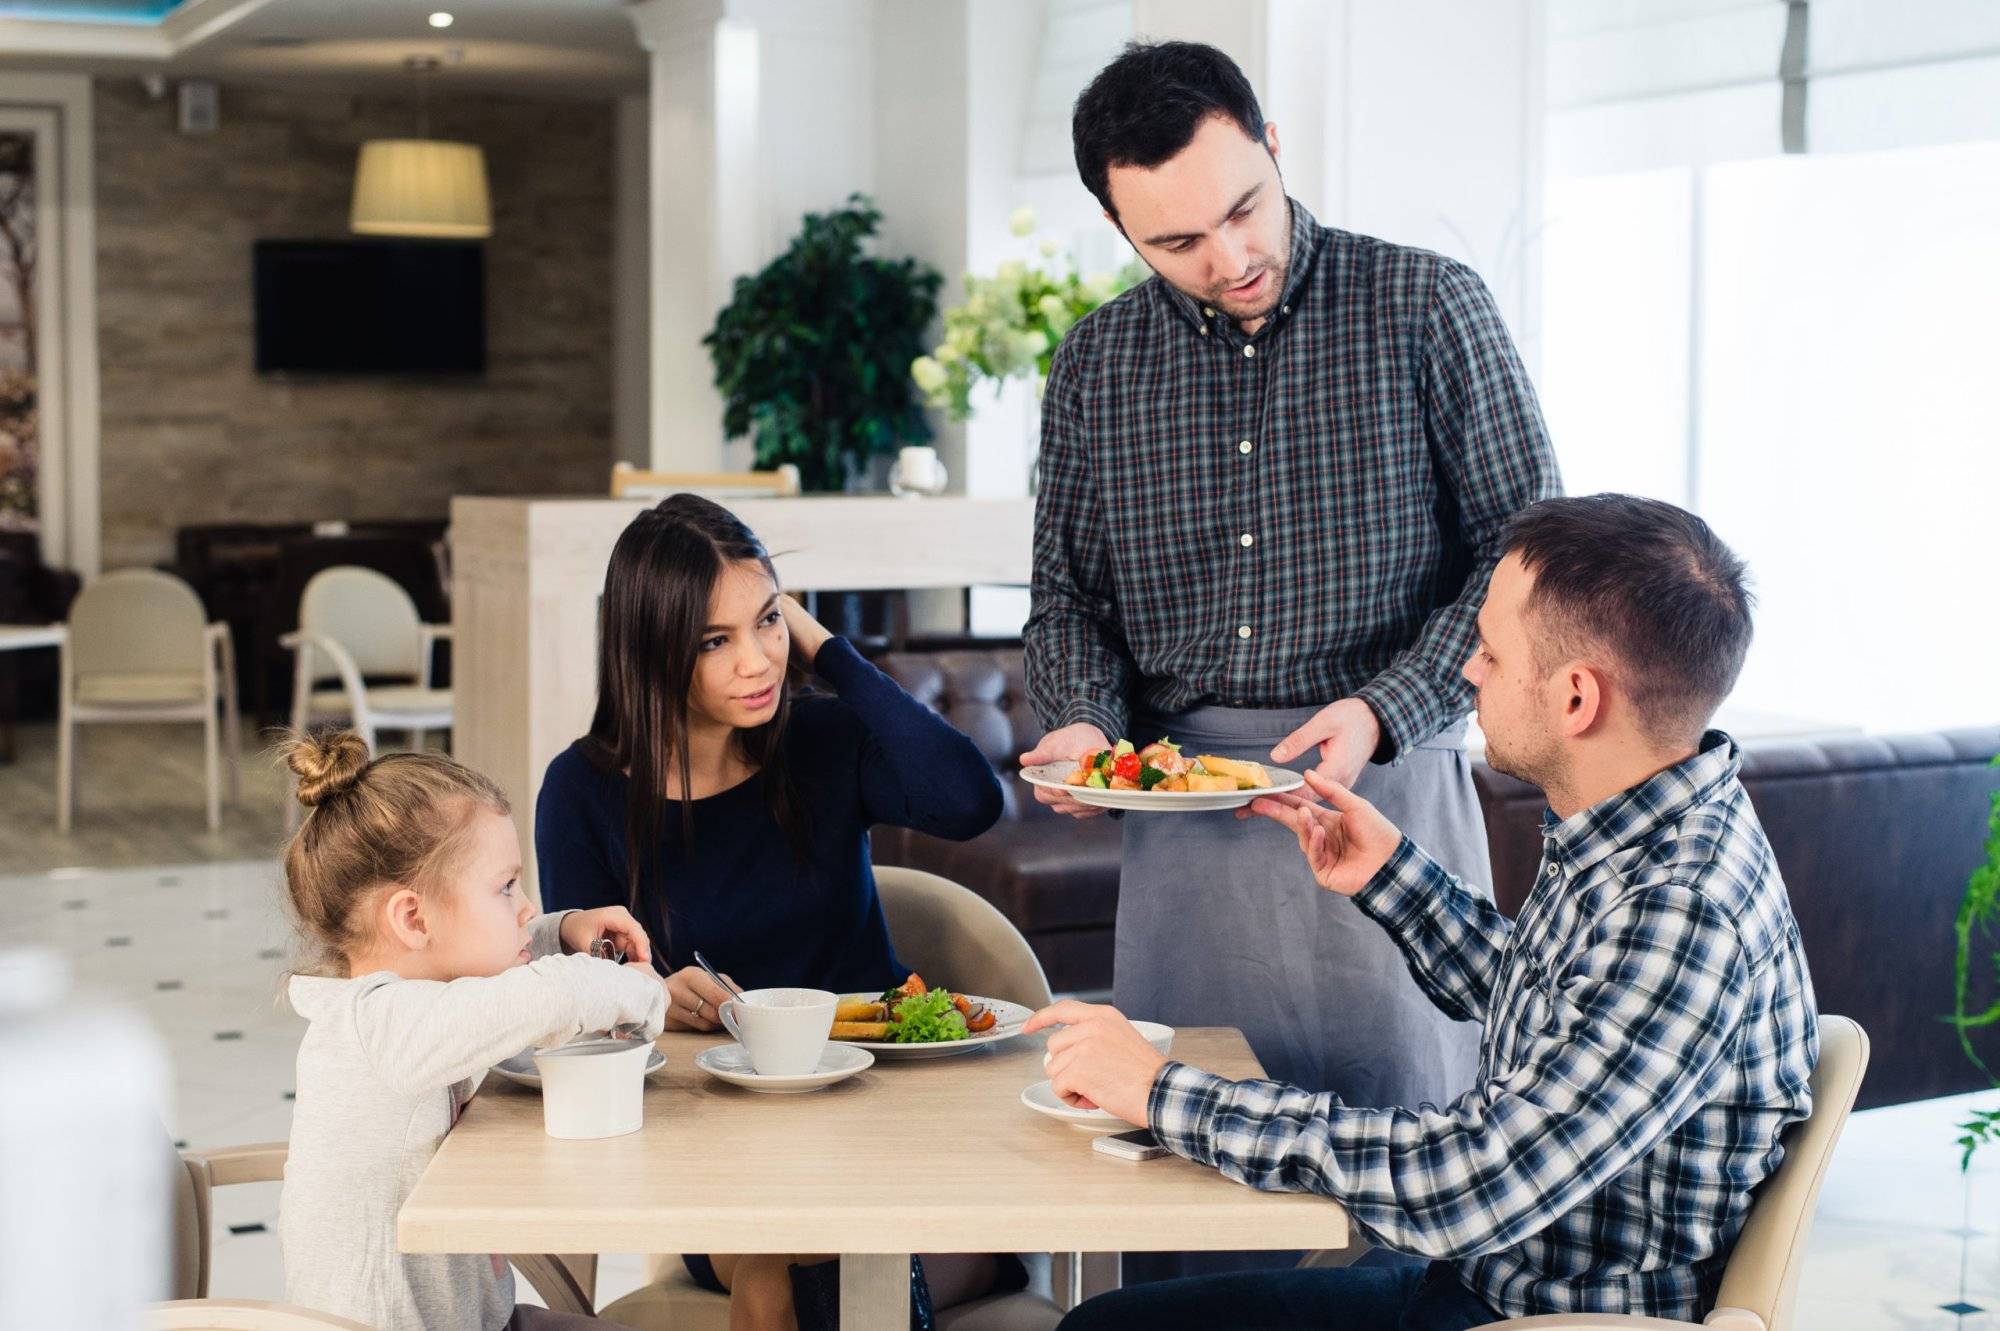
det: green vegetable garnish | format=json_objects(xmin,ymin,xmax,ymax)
[
  {"xmin": 1138, "ymin": 764, "xmax": 1169, "ymax": 791},
  {"xmin": 889, "ymin": 989, "xmax": 968, "ymax": 1043}
]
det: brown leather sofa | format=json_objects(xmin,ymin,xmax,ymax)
[
  {"xmin": 871, "ymin": 645, "xmax": 2000, "ymax": 1109},
  {"xmin": 871, "ymin": 647, "xmax": 1124, "ymax": 994}
]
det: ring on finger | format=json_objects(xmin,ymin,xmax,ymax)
[{"xmin": 691, "ymin": 995, "xmax": 708, "ymax": 1018}]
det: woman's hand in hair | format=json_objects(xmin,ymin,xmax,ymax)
[
  {"xmin": 778, "ymin": 592, "xmax": 833, "ymax": 669},
  {"xmin": 561, "ymin": 905, "xmax": 653, "ymax": 965},
  {"xmin": 662, "ymin": 964, "xmax": 737, "ymax": 1032}
]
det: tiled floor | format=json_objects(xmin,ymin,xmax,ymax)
[{"xmin": 8, "ymin": 854, "xmax": 1999, "ymax": 1325}]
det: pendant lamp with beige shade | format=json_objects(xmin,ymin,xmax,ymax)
[{"xmin": 351, "ymin": 56, "xmax": 492, "ymax": 240}]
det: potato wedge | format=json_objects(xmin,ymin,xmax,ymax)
[
  {"xmin": 1185, "ymin": 772, "xmax": 1238, "ymax": 793},
  {"xmin": 830, "ymin": 1021, "xmax": 891, "ymax": 1041},
  {"xmin": 834, "ymin": 1000, "xmax": 887, "ymax": 1023},
  {"xmin": 1195, "ymin": 754, "xmax": 1272, "ymax": 788}
]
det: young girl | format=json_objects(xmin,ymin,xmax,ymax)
[
  {"xmin": 276, "ymin": 729, "xmax": 668, "ymax": 1331},
  {"xmin": 535, "ymin": 494, "xmax": 1020, "ymax": 1330}
]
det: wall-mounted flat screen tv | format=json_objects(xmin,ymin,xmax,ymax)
[{"xmin": 254, "ymin": 239, "xmax": 485, "ymax": 375}]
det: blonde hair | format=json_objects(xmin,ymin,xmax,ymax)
[{"xmin": 279, "ymin": 730, "xmax": 511, "ymax": 975}]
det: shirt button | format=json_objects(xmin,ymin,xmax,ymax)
[
  {"xmin": 1242, "ymin": 345, "xmax": 1256, "ymax": 359},
  {"xmin": 1238, "ymin": 440, "xmax": 1253, "ymax": 455},
  {"xmin": 1203, "ymin": 306, "xmax": 1216, "ymax": 317},
  {"xmin": 1281, "ymin": 304, "xmax": 1290, "ymax": 315},
  {"xmin": 1199, "ymin": 325, "xmax": 1209, "ymax": 336},
  {"xmin": 1239, "ymin": 533, "xmax": 1254, "ymax": 548},
  {"xmin": 1237, "ymin": 625, "xmax": 1252, "ymax": 640},
  {"xmin": 1545, "ymin": 862, "xmax": 1560, "ymax": 878}
]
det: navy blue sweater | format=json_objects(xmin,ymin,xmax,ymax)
[{"xmin": 535, "ymin": 637, "xmax": 1004, "ymax": 995}]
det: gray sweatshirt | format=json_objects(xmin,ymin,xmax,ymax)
[{"xmin": 279, "ymin": 910, "xmax": 666, "ymax": 1331}]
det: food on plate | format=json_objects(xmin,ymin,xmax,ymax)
[
  {"xmin": 1062, "ymin": 738, "xmax": 1273, "ymax": 793},
  {"xmin": 829, "ymin": 973, "xmax": 1000, "ymax": 1044}
]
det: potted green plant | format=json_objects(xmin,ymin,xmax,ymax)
[
  {"xmin": 1950, "ymin": 754, "xmax": 2000, "ymax": 1166},
  {"xmin": 705, "ymin": 194, "xmax": 941, "ymax": 492},
  {"xmin": 910, "ymin": 205, "xmax": 1147, "ymax": 422}
]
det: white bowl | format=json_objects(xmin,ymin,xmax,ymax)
[
  {"xmin": 1129, "ymin": 1021, "xmax": 1175, "ymax": 1056},
  {"xmin": 532, "ymin": 1036, "xmax": 653, "ymax": 1139}
]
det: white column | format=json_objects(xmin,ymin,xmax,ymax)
[
  {"xmin": 627, "ymin": 0, "xmax": 876, "ymax": 474},
  {"xmin": 611, "ymin": 93, "xmax": 650, "ymax": 469}
]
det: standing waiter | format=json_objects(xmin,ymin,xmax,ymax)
[{"xmin": 1022, "ymin": 41, "xmax": 1560, "ymax": 1118}]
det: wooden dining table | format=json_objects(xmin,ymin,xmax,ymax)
[{"xmin": 399, "ymin": 1025, "xmax": 1351, "ymax": 1324}]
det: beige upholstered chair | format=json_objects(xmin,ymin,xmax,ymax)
[
  {"xmin": 609, "ymin": 462, "xmax": 802, "ymax": 501},
  {"xmin": 158, "ymin": 1133, "xmax": 588, "ymax": 1330},
  {"xmin": 58, "ymin": 568, "xmax": 240, "ymax": 833},
  {"xmin": 1455, "ymin": 1015, "xmax": 1869, "ymax": 1331},
  {"xmin": 281, "ymin": 566, "xmax": 451, "ymax": 824},
  {"xmin": 141, "ymin": 1302, "xmax": 375, "ymax": 1330},
  {"xmin": 593, "ymin": 865, "xmax": 1065, "ymax": 1330}
]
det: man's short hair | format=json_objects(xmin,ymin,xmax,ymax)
[
  {"xmin": 1501, "ymin": 495, "xmax": 1754, "ymax": 747},
  {"xmin": 1071, "ymin": 40, "xmax": 1268, "ymax": 218}
]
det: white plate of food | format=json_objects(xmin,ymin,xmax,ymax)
[
  {"xmin": 488, "ymin": 1043, "xmax": 669, "ymax": 1089},
  {"xmin": 830, "ymin": 975, "xmax": 1034, "ymax": 1060},
  {"xmin": 1020, "ymin": 1079, "xmax": 1127, "ymax": 1132},
  {"xmin": 694, "ymin": 1041, "xmax": 874, "ymax": 1094},
  {"xmin": 1019, "ymin": 738, "xmax": 1303, "ymax": 812}
]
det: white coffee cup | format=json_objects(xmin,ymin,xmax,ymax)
[
  {"xmin": 532, "ymin": 1035, "xmax": 653, "ymax": 1139},
  {"xmin": 719, "ymin": 987, "xmax": 838, "ymax": 1076}
]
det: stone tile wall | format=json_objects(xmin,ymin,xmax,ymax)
[{"xmin": 93, "ymin": 79, "xmax": 615, "ymax": 567}]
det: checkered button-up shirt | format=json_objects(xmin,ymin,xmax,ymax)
[
  {"xmin": 1149, "ymin": 732, "xmax": 1819, "ymax": 1321},
  {"xmin": 1024, "ymin": 199, "xmax": 1561, "ymax": 757}
]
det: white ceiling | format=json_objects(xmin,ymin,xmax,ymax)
[{"xmin": 0, "ymin": 0, "xmax": 649, "ymax": 99}]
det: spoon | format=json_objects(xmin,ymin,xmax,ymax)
[
  {"xmin": 589, "ymin": 936, "xmax": 644, "ymax": 1043},
  {"xmin": 692, "ymin": 950, "xmax": 744, "ymax": 1003}
]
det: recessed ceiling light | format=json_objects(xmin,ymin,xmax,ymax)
[{"xmin": 428, "ymin": 12, "xmax": 453, "ymax": 28}]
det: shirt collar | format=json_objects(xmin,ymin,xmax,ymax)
[
  {"xmin": 1539, "ymin": 730, "xmax": 1743, "ymax": 879},
  {"xmin": 1153, "ymin": 195, "xmax": 1323, "ymax": 337}
]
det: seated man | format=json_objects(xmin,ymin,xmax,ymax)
[{"xmin": 1030, "ymin": 494, "xmax": 1819, "ymax": 1331}]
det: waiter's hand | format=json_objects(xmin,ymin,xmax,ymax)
[
  {"xmin": 1247, "ymin": 770, "xmax": 1402, "ymax": 896},
  {"xmin": 1260, "ymin": 698, "xmax": 1381, "ymax": 812},
  {"xmin": 1019, "ymin": 723, "xmax": 1113, "ymax": 819}
]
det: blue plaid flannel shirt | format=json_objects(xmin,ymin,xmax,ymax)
[{"xmin": 1148, "ymin": 731, "xmax": 1819, "ymax": 1320}]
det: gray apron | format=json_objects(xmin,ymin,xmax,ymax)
[{"xmin": 1116, "ymin": 703, "xmax": 1491, "ymax": 1110}]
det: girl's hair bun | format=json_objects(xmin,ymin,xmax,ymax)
[{"xmin": 284, "ymin": 730, "xmax": 371, "ymax": 808}]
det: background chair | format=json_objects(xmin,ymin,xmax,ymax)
[
  {"xmin": 1455, "ymin": 1014, "xmax": 1870, "ymax": 1331},
  {"xmin": 593, "ymin": 865, "xmax": 1065, "ymax": 1330},
  {"xmin": 58, "ymin": 569, "xmax": 240, "ymax": 833},
  {"xmin": 281, "ymin": 566, "xmax": 451, "ymax": 824},
  {"xmin": 609, "ymin": 461, "xmax": 802, "ymax": 500}
]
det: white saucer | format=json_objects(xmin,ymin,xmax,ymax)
[
  {"xmin": 695, "ymin": 1041, "xmax": 874, "ymax": 1094},
  {"xmin": 489, "ymin": 1045, "xmax": 668, "ymax": 1090},
  {"xmin": 1021, "ymin": 1079, "xmax": 1127, "ymax": 1132}
]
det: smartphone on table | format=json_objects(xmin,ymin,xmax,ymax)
[{"xmin": 1092, "ymin": 1128, "xmax": 1168, "ymax": 1161}]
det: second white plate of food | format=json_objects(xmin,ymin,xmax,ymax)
[
  {"xmin": 1018, "ymin": 761, "xmax": 1304, "ymax": 812},
  {"xmin": 489, "ymin": 1045, "xmax": 668, "ymax": 1089},
  {"xmin": 1020, "ymin": 1079, "xmax": 1127, "ymax": 1132},
  {"xmin": 831, "ymin": 995, "xmax": 1035, "ymax": 1059}
]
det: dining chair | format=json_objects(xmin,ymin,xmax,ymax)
[
  {"xmin": 141, "ymin": 1299, "xmax": 375, "ymax": 1329},
  {"xmin": 592, "ymin": 866, "xmax": 1066, "ymax": 1330},
  {"xmin": 608, "ymin": 461, "xmax": 802, "ymax": 501},
  {"xmin": 1450, "ymin": 1014, "xmax": 1868, "ymax": 1331},
  {"xmin": 157, "ymin": 1130, "xmax": 584, "ymax": 1329},
  {"xmin": 57, "ymin": 568, "xmax": 240, "ymax": 833},
  {"xmin": 281, "ymin": 566, "xmax": 452, "ymax": 827}
]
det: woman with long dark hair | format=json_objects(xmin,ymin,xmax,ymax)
[{"xmin": 536, "ymin": 493, "xmax": 1017, "ymax": 1329}]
